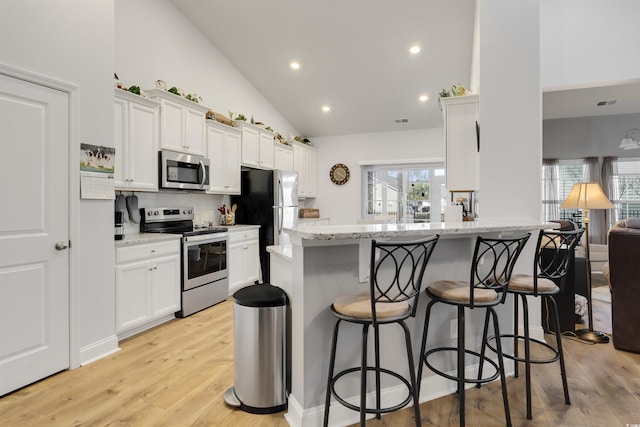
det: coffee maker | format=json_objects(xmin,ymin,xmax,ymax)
[{"xmin": 114, "ymin": 211, "xmax": 125, "ymax": 240}]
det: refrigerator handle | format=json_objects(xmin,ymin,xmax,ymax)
[{"xmin": 278, "ymin": 178, "xmax": 284, "ymax": 207}]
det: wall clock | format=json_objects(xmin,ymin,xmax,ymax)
[{"xmin": 330, "ymin": 163, "xmax": 350, "ymax": 185}]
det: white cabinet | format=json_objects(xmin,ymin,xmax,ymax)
[
  {"xmin": 235, "ymin": 121, "xmax": 275, "ymax": 169},
  {"xmin": 228, "ymin": 228, "xmax": 260, "ymax": 294},
  {"xmin": 274, "ymin": 143, "xmax": 294, "ymax": 171},
  {"xmin": 115, "ymin": 239, "xmax": 180, "ymax": 339},
  {"xmin": 113, "ymin": 89, "xmax": 159, "ymax": 191},
  {"xmin": 206, "ymin": 121, "xmax": 242, "ymax": 195},
  {"xmin": 147, "ymin": 89, "xmax": 209, "ymax": 156},
  {"xmin": 293, "ymin": 141, "xmax": 317, "ymax": 198},
  {"xmin": 441, "ymin": 94, "xmax": 479, "ymax": 192}
]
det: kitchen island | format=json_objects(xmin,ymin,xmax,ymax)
[{"xmin": 273, "ymin": 219, "xmax": 555, "ymax": 427}]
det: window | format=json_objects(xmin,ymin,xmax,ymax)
[
  {"xmin": 362, "ymin": 162, "xmax": 445, "ymax": 223},
  {"xmin": 609, "ymin": 158, "xmax": 640, "ymax": 226},
  {"xmin": 541, "ymin": 160, "xmax": 585, "ymax": 223}
]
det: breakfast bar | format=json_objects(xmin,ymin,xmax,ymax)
[{"xmin": 274, "ymin": 219, "xmax": 554, "ymax": 427}]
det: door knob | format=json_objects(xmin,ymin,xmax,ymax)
[{"xmin": 55, "ymin": 241, "xmax": 69, "ymax": 250}]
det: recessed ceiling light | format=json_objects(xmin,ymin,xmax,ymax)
[
  {"xmin": 409, "ymin": 46, "xmax": 421, "ymax": 54},
  {"xmin": 419, "ymin": 95, "xmax": 428, "ymax": 102},
  {"xmin": 290, "ymin": 62, "xmax": 300, "ymax": 70},
  {"xmin": 321, "ymin": 105, "xmax": 331, "ymax": 112}
]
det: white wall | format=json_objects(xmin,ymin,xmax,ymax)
[
  {"xmin": 310, "ymin": 128, "xmax": 444, "ymax": 225},
  {"xmin": 541, "ymin": 0, "xmax": 640, "ymax": 89},
  {"xmin": 115, "ymin": 0, "xmax": 298, "ymax": 139},
  {"xmin": 0, "ymin": 0, "xmax": 117, "ymax": 363},
  {"xmin": 544, "ymin": 113, "xmax": 640, "ymax": 160}
]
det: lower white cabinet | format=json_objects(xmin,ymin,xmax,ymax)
[
  {"xmin": 228, "ymin": 228, "xmax": 260, "ymax": 294},
  {"xmin": 115, "ymin": 239, "xmax": 180, "ymax": 339}
]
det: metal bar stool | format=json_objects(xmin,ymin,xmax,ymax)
[
  {"xmin": 479, "ymin": 228, "xmax": 584, "ymax": 419},
  {"xmin": 417, "ymin": 233, "xmax": 530, "ymax": 427},
  {"xmin": 323, "ymin": 235, "xmax": 440, "ymax": 427}
]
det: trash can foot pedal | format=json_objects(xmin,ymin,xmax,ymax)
[{"xmin": 224, "ymin": 387, "xmax": 241, "ymax": 408}]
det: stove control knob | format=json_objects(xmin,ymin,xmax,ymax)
[
  {"xmin": 183, "ymin": 209, "xmax": 187, "ymax": 214},
  {"xmin": 188, "ymin": 209, "xmax": 193, "ymax": 214},
  {"xmin": 153, "ymin": 210, "xmax": 159, "ymax": 216},
  {"xmin": 147, "ymin": 211, "xmax": 153, "ymax": 216}
]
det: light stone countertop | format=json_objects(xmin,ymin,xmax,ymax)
[
  {"xmin": 267, "ymin": 244, "xmax": 292, "ymax": 262},
  {"xmin": 114, "ymin": 224, "xmax": 259, "ymax": 247},
  {"xmin": 114, "ymin": 232, "xmax": 182, "ymax": 247},
  {"xmin": 298, "ymin": 217, "xmax": 330, "ymax": 223},
  {"xmin": 285, "ymin": 218, "xmax": 557, "ymax": 241},
  {"xmin": 224, "ymin": 224, "xmax": 260, "ymax": 231}
]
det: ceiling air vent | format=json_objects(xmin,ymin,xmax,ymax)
[
  {"xmin": 394, "ymin": 118, "xmax": 409, "ymax": 124},
  {"xmin": 597, "ymin": 100, "xmax": 617, "ymax": 106}
]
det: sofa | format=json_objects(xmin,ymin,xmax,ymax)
[{"xmin": 606, "ymin": 218, "xmax": 640, "ymax": 353}]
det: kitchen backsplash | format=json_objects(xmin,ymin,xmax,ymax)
[{"xmin": 118, "ymin": 191, "xmax": 227, "ymax": 235}]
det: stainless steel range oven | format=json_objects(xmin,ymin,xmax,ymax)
[{"xmin": 141, "ymin": 207, "xmax": 228, "ymax": 317}]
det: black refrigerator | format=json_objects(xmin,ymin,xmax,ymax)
[{"xmin": 231, "ymin": 168, "xmax": 298, "ymax": 283}]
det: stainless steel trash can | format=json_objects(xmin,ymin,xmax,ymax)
[{"xmin": 224, "ymin": 284, "xmax": 288, "ymax": 414}]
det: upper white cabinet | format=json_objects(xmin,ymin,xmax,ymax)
[
  {"xmin": 292, "ymin": 141, "xmax": 317, "ymax": 198},
  {"xmin": 147, "ymin": 89, "xmax": 209, "ymax": 156},
  {"xmin": 440, "ymin": 94, "xmax": 479, "ymax": 192},
  {"xmin": 235, "ymin": 121, "xmax": 275, "ymax": 169},
  {"xmin": 274, "ymin": 143, "xmax": 294, "ymax": 171},
  {"xmin": 206, "ymin": 121, "xmax": 242, "ymax": 195},
  {"xmin": 113, "ymin": 89, "xmax": 160, "ymax": 191}
]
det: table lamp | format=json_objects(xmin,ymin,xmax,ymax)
[{"xmin": 560, "ymin": 182, "xmax": 614, "ymax": 343}]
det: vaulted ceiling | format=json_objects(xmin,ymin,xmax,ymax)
[{"xmin": 171, "ymin": 0, "xmax": 640, "ymax": 138}]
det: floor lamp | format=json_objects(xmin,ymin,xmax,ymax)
[{"xmin": 561, "ymin": 182, "xmax": 614, "ymax": 344}]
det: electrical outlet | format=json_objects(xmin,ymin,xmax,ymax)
[{"xmin": 450, "ymin": 319, "xmax": 457, "ymax": 339}]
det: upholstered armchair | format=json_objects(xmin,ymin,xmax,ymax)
[{"xmin": 605, "ymin": 218, "xmax": 640, "ymax": 353}]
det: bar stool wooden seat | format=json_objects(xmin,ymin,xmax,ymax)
[
  {"xmin": 323, "ymin": 235, "xmax": 440, "ymax": 427},
  {"xmin": 480, "ymin": 228, "xmax": 584, "ymax": 419},
  {"xmin": 417, "ymin": 234, "xmax": 531, "ymax": 427}
]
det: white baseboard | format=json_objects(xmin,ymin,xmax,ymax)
[
  {"xmin": 285, "ymin": 356, "xmax": 514, "ymax": 427},
  {"xmin": 79, "ymin": 335, "xmax": 119, "ymax": 366}
]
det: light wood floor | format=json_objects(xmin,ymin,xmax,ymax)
[{"xmin": 1, "ymin": 298, "xmax": 639, "ymax": 427}]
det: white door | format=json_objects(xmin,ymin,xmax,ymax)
[{"xmin": 0, "ymin": 74, "xmax": 70, "ymax": 396}]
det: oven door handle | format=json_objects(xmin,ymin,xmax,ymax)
[
  {"xmin": 198, "ymin": 160, "xmax": 207, "ymax": 188},
  {"xmin": 184, "ymin": 233, "xmax": 228, "ymax": 244}
]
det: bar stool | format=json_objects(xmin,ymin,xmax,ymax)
[
  {"xmin": 417, "ymin": 233, "xmax": 530, "ymax": 427},
  {"xmin": 323, "ymin": 235, "xmax": 440, "ymax": 427},
  {"xmin": 480, "ymin": 228, "xmax": 584, "ymax": 419}
]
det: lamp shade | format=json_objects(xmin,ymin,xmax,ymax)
[{"xmin": 560, "ymin": 182, "xmax": 614, "ymax": 210}]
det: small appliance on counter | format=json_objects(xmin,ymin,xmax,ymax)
[{"xmin": 114, "ymin": 211, "xmax": 125, "ymax": 240}]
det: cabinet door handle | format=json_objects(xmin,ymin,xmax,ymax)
[{"xmin": 476, "ymin": 121, "xmax": 480, "ymax": 152}]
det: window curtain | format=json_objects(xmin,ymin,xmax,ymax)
[
  {"xmin": 542, "ymin": 159, "xmax": 559, "ymax": 220},
  {"xmin": 601, "ymin": 157, "xmax": 618, "ymax": 236},
  {"xmin": 584, "ymin": 157, "xmax": 606, "ymax": 244}
]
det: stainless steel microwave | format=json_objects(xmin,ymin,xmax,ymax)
[{"xmin": 160, "ymin": 150, "xmax": 210, "ymax": 190}]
